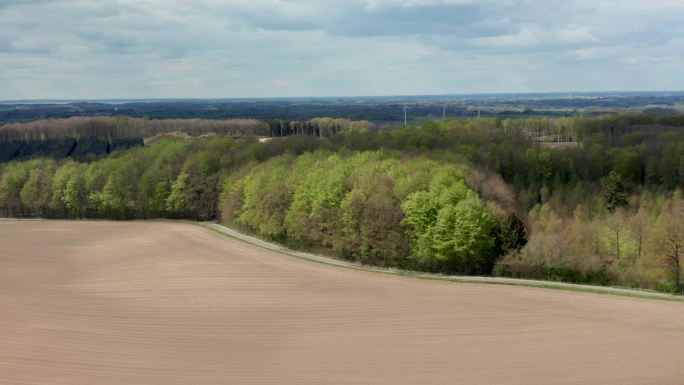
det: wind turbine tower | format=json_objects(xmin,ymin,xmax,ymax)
[
  {"xmin": 443, "ymin": 104, "xmax": 446, "ymax": 121},
  {"xmin": 404, "ymin": 104, "xmax": 409, "ymax": 126}
]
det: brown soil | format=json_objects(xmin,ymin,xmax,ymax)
[{"xmin": 1, "ymin": 220, "xmax": 682, "ymax": 385}]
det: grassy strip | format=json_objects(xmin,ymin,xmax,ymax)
[{"xmin": 201, "ymin": 222, "xmax": 684, "ymax": 303}]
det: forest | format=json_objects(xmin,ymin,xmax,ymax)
[
  {"xmin": 0, "ymin": 117, "xmax": 373, "ymax": 163},
  {"xmin": 2, "ymin": 113, "xmax": 684, "ymax": 292}
]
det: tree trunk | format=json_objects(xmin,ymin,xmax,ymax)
[{"xmin": 676, "ymin": 251, "xmax": 682, "ymax": 294}]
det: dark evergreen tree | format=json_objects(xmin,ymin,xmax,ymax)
[
  {"xmin": 601, "ymin": 171, "xmax": 628, "ymax": 212},
  {"xmin": 499, "ymin": 212, "xmax": 527, "ymax": 255}
]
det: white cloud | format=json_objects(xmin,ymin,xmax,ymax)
[
  {"xmin": 364, "ymin": 0, "xmax": 477, "ymax": 9},
  {"xmin": 0, "ymin": 0, "xmax": 682, "ymax": 99}
]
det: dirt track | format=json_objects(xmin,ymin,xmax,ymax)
[{"xmin": 1, "ymin": 220, "xmax": 683, "ymax": 385}]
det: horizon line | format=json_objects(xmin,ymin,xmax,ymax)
[{"xmin": 2, "ymin": 90, "xmax": 684, "ymax": 104}]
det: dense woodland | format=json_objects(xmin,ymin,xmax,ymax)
[
  {"xmin": 0, "ymin": 137, "xmax": 143, "ymax": 162},
  {"xmin": 2, "ymin": 114, "xmax": 684, "ymax": 292},
  {"xmin": 0, "ymin": 116, "xmax": 373, "ymax": 142},
  {"xmin": 0, "ymin": 117, "xmax": 373, "ymax": 162}
]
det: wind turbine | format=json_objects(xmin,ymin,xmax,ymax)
[
  {"xmin": 404, "ymin": 104, "xmax": 410, "ymax": 126},
  {"xmin": 442, "ymin": 104, "xmax": 446, "ymax": 121}
]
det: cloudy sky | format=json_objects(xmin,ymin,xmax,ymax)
[{"xmin": 1, "ymin": 0, "xmax": 683, "ymax": 99}]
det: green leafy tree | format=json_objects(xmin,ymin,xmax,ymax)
[
  {"xmin": 20, "ymin": 160, "xmax": 56, "ymax": 217},
  {"xmin": 238, "ymin": 156, "xmax": 294, "ymax": 239},
  {"xmin": 339, "ymin": 172, "xmax": 406, "ymax": 265},
  {"xmin": 166, "ymin": 171, "xmax": 189, "ymax": 217},
  {"xmin": 285, "ymin": 154, "xmax": 349, "ymax": 245},
  {"xmin": 402, "ymin": 169, "xmax": 499, "ymax": 273},
  {"xmin": 430, "ymin": 195, "xmax": 498, "ymax": 273},
  {"xmin": 0, "ymin": 162, "xmax": 31, "ymax": 216},
  {"xmin": 62, "ymin": 166, "xmax": 86, "ymax": 217}
]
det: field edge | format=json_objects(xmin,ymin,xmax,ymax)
[
  {"xmin": 201, "ymin": 221, "xmax": 684, "ymax": 303},
  {"xmin": 2, "ymin": 217, "xmax": 681, "ymax": 302}
]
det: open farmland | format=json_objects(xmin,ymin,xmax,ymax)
[{"xmin": 1, "ymin": 220, "xmax": 683, "ymax": 385}]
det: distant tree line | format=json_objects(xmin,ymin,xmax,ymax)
[
  {"xmin": 0, "ymin": 137, "xmax": 143, "ymax": 163},
  {"xmin": 0, "ymin": 117, "xmax": 268, "ymax": 142},
  {"xmin": 267, "ymin": 118, "xmax": 374, "ymax": 138},
  {"xmin": 0, "ymin": 116, "xmax": 375, "ymax": 144},
  {"xmin": 0, "ymin": 117, "xmax": 375, "ymax": 163}
]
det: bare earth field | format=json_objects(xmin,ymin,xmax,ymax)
[{"xmin": 1, "ymin": 220, "xmax": 683, "ymax": 385}]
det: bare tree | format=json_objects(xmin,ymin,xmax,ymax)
[
  {"xmin": 658, "ymin": 204, "xmax": 684, "ymax": 293},
  {"xmin": 663, "ymin": 224, "xmax": 682, "ymax": 293},
  {"xmin": 606, "ymin": 208, "xmax": 627, "ymax": 261},
  {"xmin": 629, "ymin": 210, "xmax": 650, "ymax": 261}
]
